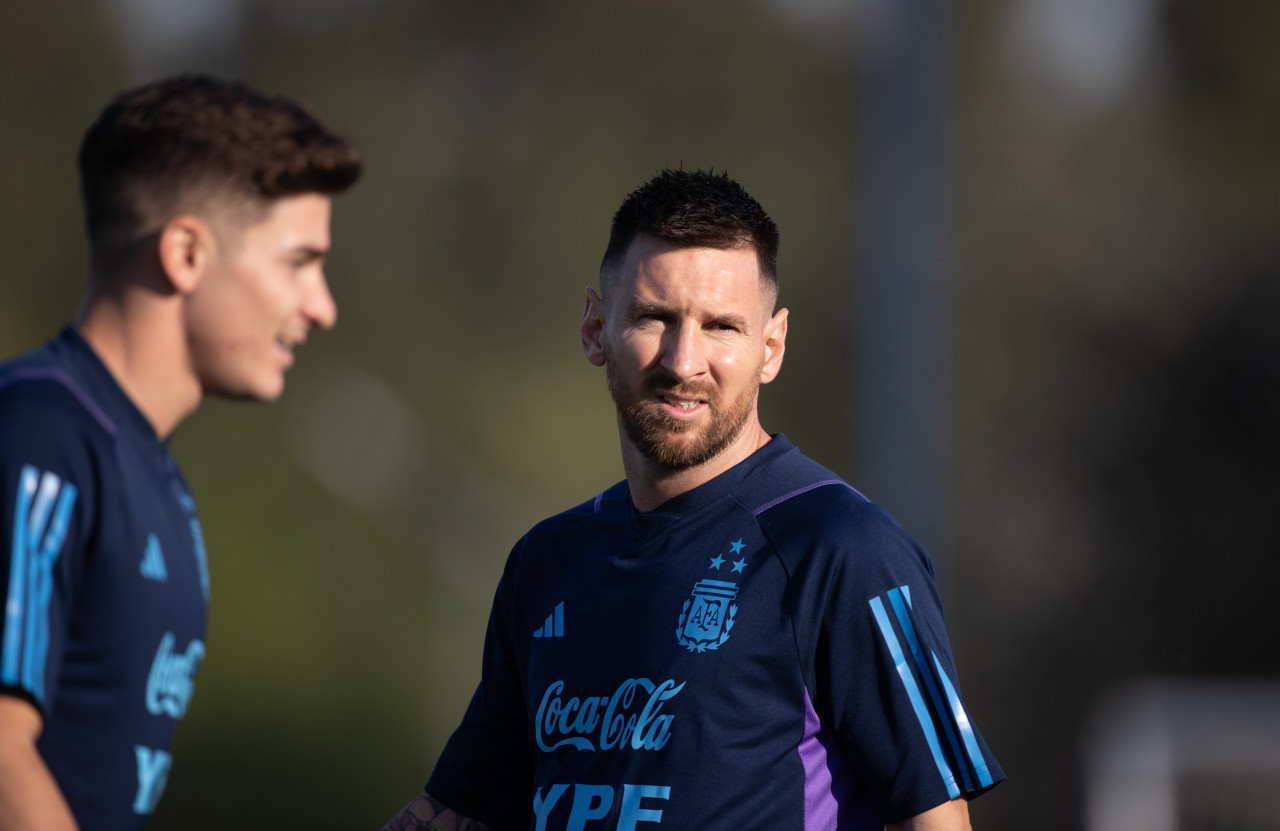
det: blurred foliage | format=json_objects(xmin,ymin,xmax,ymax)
[{"xmin": 1, "ymin": 1, "xmax": 1277, "ymax": 829}]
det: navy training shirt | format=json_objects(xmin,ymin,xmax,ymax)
[
  {"xmin": 428, "ymin": 435, "xmax": 1003, "ymax": 829},
  {"xmin": 0, "ymin": 327, "xmax": 209, "ymax": 830}
]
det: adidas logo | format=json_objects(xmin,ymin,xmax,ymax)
[
  {"xmin": 532, "ymin": 601, "xmax": 564, "ymax": 639},
  {"xmin": 140, "ymin": 534, "xmax": 168, "ymax": 582}
]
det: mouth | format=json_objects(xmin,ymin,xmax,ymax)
[
  {"xmin": 276, "ymin": 338, "xmax": 300, "ymax": 365},
  {"xmin": 656, "ymin": 391, "xmax": 708, "ymax": 417}
]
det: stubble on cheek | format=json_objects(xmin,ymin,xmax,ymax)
[{"xmin": 603, "ymin": 347, "xmax": 756, "ymax": 471}]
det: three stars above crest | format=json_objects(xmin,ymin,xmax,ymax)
[{"xmin": 709, "ymin": 538, "xmax": 748, "ymax": 573}]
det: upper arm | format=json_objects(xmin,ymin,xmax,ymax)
[
  {"xmin": 886, "ymin": 797, "xmax": 971, "ymax": 831},
  {"xmin": 0, "ymin": 692, "xmax": 78, "ymax": 831},
  {"xmin": 828, "ymin": 515, "xmax": 1000, "ymax": 811},
  {"xmin": 0, "ymin": 692, "xmax": 42, "ymax": 743},
  {"xmin": 765, "ymin": 492, "xmax": 1003, "ymax": 817},
  {"xmin": 0, "ymin": 386, "xmax": 98, "ymax": 713}
]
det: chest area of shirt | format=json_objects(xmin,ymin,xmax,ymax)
[
  {"xmin": 75, "ymin": 443, "xmax": 209, "ymax": 652},
  {"xmin": 518, "ymin": 515, "xmax": 803, "ymax": 740}
]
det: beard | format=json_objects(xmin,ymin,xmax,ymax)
[{"xmin": 605, "ymin": 351, "xmax": 759, "ymax": 472}]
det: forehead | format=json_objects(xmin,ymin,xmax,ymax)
[{"xmin": 612, "ymin": 236, "xmax": 767, "ymax": 312}]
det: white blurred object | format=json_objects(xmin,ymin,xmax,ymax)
[
  {"xmin": 1004, "ymin": 0, "xmax": 1160, "ymax": 115},
  {"xmin": 104, "ymin": 0, "xmax": 246, "ymax": 79},
  {"xmin": 284, "ymin": 362, "xmax": 533, "ymax": 596},
  {"xmin": 1085, "ymin": 679, "xmax": 1280, "ymax": 831}
]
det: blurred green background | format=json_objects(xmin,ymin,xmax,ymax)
[{"xmin": 2, "ymin": 2, "xmax": 1278, "ymax": 829}]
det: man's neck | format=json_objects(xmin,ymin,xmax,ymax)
[
  {"xmin": 622, "ymin": 424, "xmax": 773, "ymax": 512},
  {"xmin": 76, "ymin": 285, "xmax": 201, "ymax": 439}
]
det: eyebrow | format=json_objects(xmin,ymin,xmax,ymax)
[
  {"xmin": 627, "ymin": 300, "xmax": 670, "ymax": 318},
  {"xmin": 290, "ymin": 245, "xmax": 328, "ymax": 263}
]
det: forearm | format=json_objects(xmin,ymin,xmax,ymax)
[{"xmin": 381, "ymin": 792, "xmax": 492, "ymax": 831}]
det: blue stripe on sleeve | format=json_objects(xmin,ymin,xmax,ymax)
[
  {"xmin": 2, "ymin": 466, "xmax": 38, "ymax": 686},
  {"xmin": 30, "ymin": 484, "xmax": 77, "ymax": 701},
  {"xmin": 869, "ymin": 596, "xmax": 960, "ymax": 799},
  {"xmin": 3, "ymin": 468, "xmax": 77, "ymax": 701},
  {"xmin": 21, "ymin": 473, "xmax": 61, "ymax": 693},
  {"xmin": 932, "ymin": 652, "xmax": 994, "ymax": 788},
  {"xmin": 888, "ymin": 587, "xmax": 974, "ymax": 792}
]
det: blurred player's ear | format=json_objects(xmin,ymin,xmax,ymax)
[
  {"xmin": 157, "ymin": 216, "xmax": 212, "ymax": 295},
  {"xmin": 581, "ymin": 286, "xmax": 607, "ymax": 366}
]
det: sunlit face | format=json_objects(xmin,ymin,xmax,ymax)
[
  {"xmin": 591, "ymin": 235, "xmax": 786, "ymax": 471},
  {"xmin": 183, "ymin": 193, "xmax": 336, "ymax": 402}
]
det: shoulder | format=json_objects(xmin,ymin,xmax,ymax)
[
  {"xmin": 0, "ymin": 333, "xmax": 117, "ymax": 435},
  {"xmin": 502, "ymin": 481, "xmax": 628, "ymax": 573},
  {"xmin": 756, "ymin": 478, "xmax": 909, "ymax": 551},
  {"xmin": 525, "ymin": 480, "xmax": 627, "ymax": 537},
  {"xmin": 751, "ymin": 453, "xmax": 934, "ymax": 581},
  {"xmin": 745, "ymin": 441, "xmax": 878, "ymax": 532},
  {"xmin": 0, "ymin": 358, "xmax": 117, "ymax": 493},
  {"xmin": 0, "ymin": 364, "xmax": 116, "ymax": 440}
]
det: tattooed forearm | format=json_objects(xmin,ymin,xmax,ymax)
[{"xmin": 381, "ymin": 793, "xmax": 493, "ymax": 831}]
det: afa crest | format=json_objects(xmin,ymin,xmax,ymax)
[{"xmin": 677, "ymin": 579, "xmax": 739, "ymax": 652}]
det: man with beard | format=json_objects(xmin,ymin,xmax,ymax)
[{"xmin": 382, "ymin": 169, "xmax": 1002, "ymax": 831}]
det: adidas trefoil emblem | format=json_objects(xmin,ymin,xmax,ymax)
[{"xmin": 140, "ymin": 533, "xmax": 168, "ymax": 582}]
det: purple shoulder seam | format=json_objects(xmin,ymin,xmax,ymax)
[
  {"xmin": 753, "ymin": 479, "xmax": 867, "ymax": 517},
  {"xmin": 0, "ymin": 368, "xmax": 117, "ymax": 436}
]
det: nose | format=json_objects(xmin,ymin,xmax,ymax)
[
  {"xmin": 660, "ymin": 321, "xmax": 707, "ymax": 381},
  {"xmin": 304, "ymin": 271, "xmax": 338, "ymax": 331}
]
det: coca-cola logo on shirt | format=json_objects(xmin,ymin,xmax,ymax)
[
  {"xmin": 535, "ymin": 677, "xmax": 685, "ymax": 753},
  {"xmin": 145, "ymin": 632, "xmax": 204, "ymax": 719}
]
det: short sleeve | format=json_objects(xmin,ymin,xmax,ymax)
[
  {"xmin": 426, "ymin": 542, "xmax": 535, "ymax": 831},
  {"xmin": 0, "ymin": 381, "xmax": 99, "ymax": 716},
  {"xmin": 762, "ymin": 487, "xmax": 1004, "ymax": 822}
]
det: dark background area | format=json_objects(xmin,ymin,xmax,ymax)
[{"xmin": 1, "ymin": 2, "xmax": 1277, "ymax": 828}]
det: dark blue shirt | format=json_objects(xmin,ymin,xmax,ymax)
[
  {"xmin": 428, "ymin": 435, "xmax": 1002, "ymax": 830},
  {"xmin": 0, "ymin": 327, "xmax": 209, "ymax": 831}
]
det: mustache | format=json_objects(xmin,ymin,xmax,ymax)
[{"xmin": 640, "ymin": 369, "xmax": 715, "ymax": 401}]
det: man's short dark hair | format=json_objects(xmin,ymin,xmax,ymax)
[
  {"xmin": 600, "ymin": 168, "xmax": 779, "ymax": 298},
  {"xmin": 79, "ymin": 73, "xmax": 363, "ymax": 264}
]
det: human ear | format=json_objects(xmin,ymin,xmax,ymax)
[
  {"xmin": 157, "ymin": 216, "xmax": 212, "ymax": 295},
  {"xmin": 581, "ymin": 286, "xmax": 608, "ymax": 367},
  {"xmin": 759, "ymin": 307, "xmax": 788, "ymax": 384}
]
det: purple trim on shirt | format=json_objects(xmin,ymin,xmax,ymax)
[
  {"xmin": 593, "ymin": 491, "xmax": 604, "ymax": 514},
  {"xmin": 801, "ymin": 688, "xmax": 840, "ymax": 830},
  {"xmin": 753, "ymin": 480, "xmax": 866, "ymax": 516},
  {"xmin": 0, "ymin": 368, "xmax": 117, "ymax": 436}
]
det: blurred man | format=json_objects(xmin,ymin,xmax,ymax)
[
  {"xmin": 0, "ymin": 75, "xmax": 361, "ymax": 830},
  {"xmin": 382, "ymin": 169, "xmax": 1002, "ymax": 830}
]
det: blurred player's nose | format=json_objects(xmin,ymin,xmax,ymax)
[{"xmin": 304, "ymin": 271, "xmax": 337, "ymax": 330}]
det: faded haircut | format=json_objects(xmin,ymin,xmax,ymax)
[
  {"xmin": 599, "ymin": 168, "xmax": 779, "ymax": 302},
  {"xmin": 79, "ymin": 73, "xmax": 362, "ymax": 265}
]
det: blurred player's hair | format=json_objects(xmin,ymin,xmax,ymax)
[
  {"xmin": 79, "ymin": 73, "xmax": 362, "ymax": 266},
  {"xmin": 600, "ymin": 168, "xmax": 779, "ymax": 301}
]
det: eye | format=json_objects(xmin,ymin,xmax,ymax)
[{"xmin": 288, "ymin": 249, "xmax": 325, "ymax": 271}]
